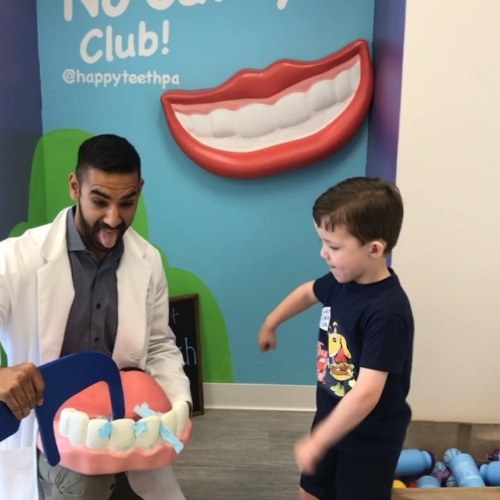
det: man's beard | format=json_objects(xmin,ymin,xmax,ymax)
[{"xmin": 77, "ymin": 203, "xmax": 127, "ymax": 254}]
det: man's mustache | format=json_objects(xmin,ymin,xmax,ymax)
[{"xmin": 95, "ymin": 222, "xmax": 126, "ymax": 232}]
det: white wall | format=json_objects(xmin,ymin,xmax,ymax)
[{"xmin": 395, "ymin": 1, "xmax": 500, "ymax": 422}]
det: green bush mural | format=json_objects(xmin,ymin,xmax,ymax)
[{"xmin": 0, "ymin": 129, "xmax": 233, "ymax": 383}]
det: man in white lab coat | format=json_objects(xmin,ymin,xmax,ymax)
[{"xmin": 0, "ymin": 134, "xmax": 192, "ymax": 500}]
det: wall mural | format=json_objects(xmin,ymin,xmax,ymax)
[
  {"xmin": 35, "ymin": 1, "xmax": 376, "ymax": 385},
  {"xmin": 161, "ymin": 39, "xmax": 373, "ymax": 178}
]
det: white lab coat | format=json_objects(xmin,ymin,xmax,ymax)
[{"xmin": 0, "ymin": 208, "xmax": 192, "ymax": 500}]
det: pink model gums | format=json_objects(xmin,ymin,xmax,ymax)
[
  {"xmin": 161, "ymin": 39, "xmax": 373, "ymax": 179},
  {"xmin": 38, "ymin": 369, "xmax": 192, "ymax": 475}
]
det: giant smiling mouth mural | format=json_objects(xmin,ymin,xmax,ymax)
[{"xmin": 161, "ymin": 39, "xmax": 373, "ymax": 179}]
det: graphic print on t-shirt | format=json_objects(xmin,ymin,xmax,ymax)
[{"xmin": 317, "ymin": 321, "xmax": 356, "ymax": 397}]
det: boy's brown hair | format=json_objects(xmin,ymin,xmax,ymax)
[{"xmin": 312, "ymin": 177, "xmax": 404, "ymax": 254}]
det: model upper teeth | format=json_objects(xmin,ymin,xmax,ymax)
[
  {"xmin": 174, "ymin": 57, "xmax": 360, "ymax": 152},
  {"xmin": 59, "ymin": 401, "xmax": 189, "ymax": 452}
]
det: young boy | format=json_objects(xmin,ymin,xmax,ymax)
[{"xmin": 258, "ymin": 177, "xmax": 414, "ymax": 500}]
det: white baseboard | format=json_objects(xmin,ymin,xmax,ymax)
[{"xmin": 202, "ymin": 383, "xmax": 316, "ymax": 412}]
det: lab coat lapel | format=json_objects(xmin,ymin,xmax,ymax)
[{"xmin": 37, "ymin": 209, "xmax": 75, "ymax": 364}]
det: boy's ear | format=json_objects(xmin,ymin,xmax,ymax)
[{"xmin": 369, "ymin": 240, "xmax": 387, "ymax": 257}]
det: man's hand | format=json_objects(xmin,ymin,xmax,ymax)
[{"xmin": 0, "ymin": 363, "xmax": 45, "ymax": 419}]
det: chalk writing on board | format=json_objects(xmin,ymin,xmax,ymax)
[{"xmin": 169, "ymin": 294, "xmax": 204, "ymax": 415}]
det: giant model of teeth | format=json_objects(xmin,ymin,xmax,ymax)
[
  {"xmin": 38, "ymin": 369, "xmax": 192, "ymax": 475},
  {"xmin": 161, "ymin": 39, "xmax": 373, "ymax": 179}
]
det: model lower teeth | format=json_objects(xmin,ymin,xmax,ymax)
[{"xmin": 59, "ymin": 401, "xmax": 189, "ymax": 452}]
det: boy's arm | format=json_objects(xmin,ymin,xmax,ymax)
[
  {"xmin": 258, "ymin": 280, "xmax": 318, "ymax": 351},
  {"xmin": 295, "ymin": 367, "xmax": 388, "ymax": 473}
]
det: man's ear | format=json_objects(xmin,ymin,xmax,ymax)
[
  {"xmin": 369, "ymin": 240, "xmax": 387, "ymax": 257},
  {"xmin": 69, "ymin": 173, "xmax": 80, "ymax": 201}
]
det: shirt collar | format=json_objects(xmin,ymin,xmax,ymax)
[{"xmin": 66, "ymin": 207, "xmax": 86, "ymax": 251}]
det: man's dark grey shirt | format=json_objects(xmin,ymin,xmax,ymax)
[{"xmin": 60, "ymin": 208, "xmax": 123, "ymax": 357}]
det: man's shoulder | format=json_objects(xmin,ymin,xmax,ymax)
[
  {"xmin": 0, "ymin": 221, "xmax": 52, "ymax": 250},
  {"xmin": 0, "ymin": 208, "xmax": 69, "ymax": 258}
]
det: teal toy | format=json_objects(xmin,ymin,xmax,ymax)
[
  {"xmin": 416, "ymin": 475, "xmax": 440, "ymax": 488},
  {"xmin": 395, "ymin": 449, "xmax": 434, "ymax": 477},
  {"xmin": 480, "ymin": 461, "xmax": 500, "ymax": 486},
  {"xmin": 448, "ymin": 452, "xmax": 485, "ymax": 487}
]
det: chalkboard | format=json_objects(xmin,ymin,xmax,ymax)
[{"xmin": 168, "ymin": 294, "xmax": 204, "ymax": 416}]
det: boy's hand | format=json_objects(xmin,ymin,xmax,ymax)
[
  {"xmin": 257, "ymin": 326, "xmax": 277, "ymax": 351},
  {"xmin": 0, "ymin": 363, "xmax": 45, "ymax": 419},
  {"xmin": 294, "ymin": 433, "xmax": 325, "ymax": 475}
]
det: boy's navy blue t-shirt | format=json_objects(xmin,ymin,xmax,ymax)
[{"xmin": 313, "ymin": 269, "xmax": 414, "ymax": 460}]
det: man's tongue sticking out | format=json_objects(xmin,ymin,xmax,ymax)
[{"xmin": 99, "ymin": 227, "xmax": 119, "ymax": 249}]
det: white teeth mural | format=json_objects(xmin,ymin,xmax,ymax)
[
  {"xmin": 58, "ymin": 402, "xmax": 190, "ymax": 454},
  {"xmin": 175, "ymin": 60, "xmax": 360, "ymax": 152},
  {"xmin": 161, "ymin": 39, "xmax": 373, "ymax": 179}
]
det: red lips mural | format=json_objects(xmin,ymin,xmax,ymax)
[{"xmin": 161, "ymin": 39, "xmax": 373, "ymax": 179}]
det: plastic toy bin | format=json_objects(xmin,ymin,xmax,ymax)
[{"xmin": 392, "ymin": 421, "xmax": 500, "ymax": 499}]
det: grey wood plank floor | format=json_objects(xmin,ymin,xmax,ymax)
[{"xmin": 174, "ymin": 409, "xmax": 313, "ymax": 500}]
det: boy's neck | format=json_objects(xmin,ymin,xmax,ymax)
[{"xmin": 354, "ymin": 264, "xmax": 391, "ymax": 285}]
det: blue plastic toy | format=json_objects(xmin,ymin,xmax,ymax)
[{"xmin": 0, "ymin": 351, "xmax": 125, "ymax": 466}]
